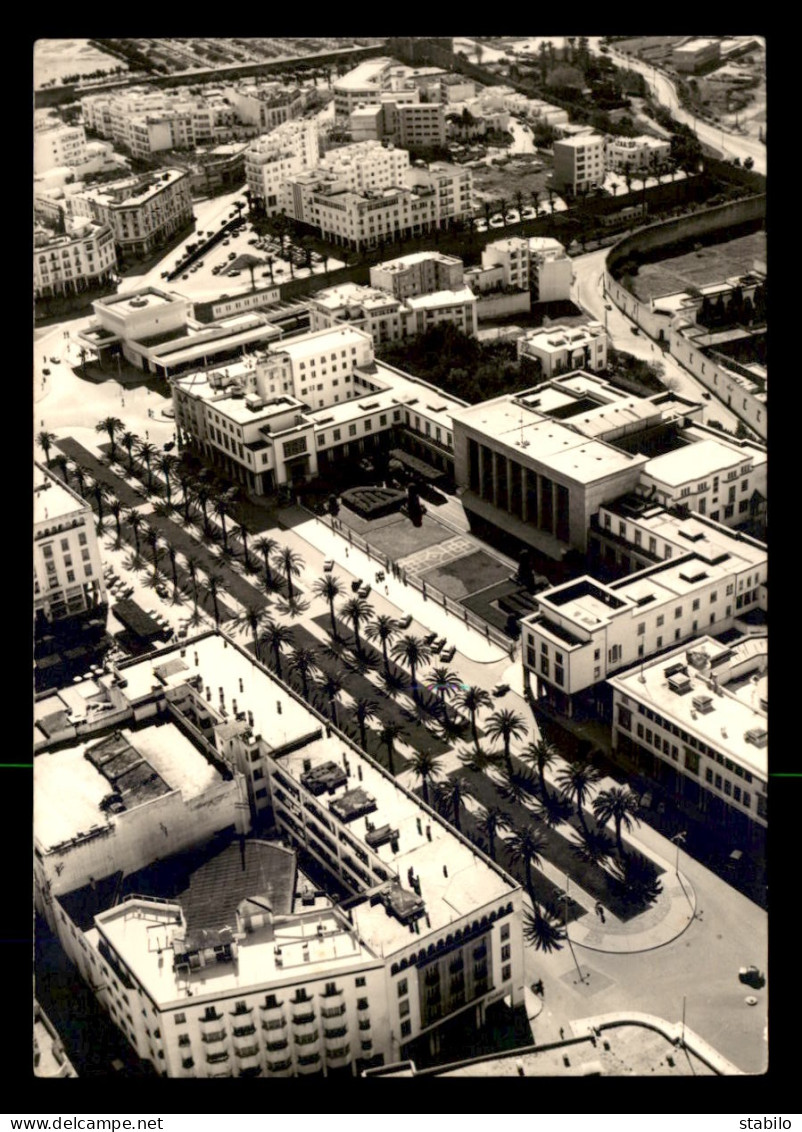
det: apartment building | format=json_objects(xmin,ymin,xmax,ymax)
[
  {"xmin": 34, "ymin": 119, "xmax": 88, "ymax": 175},
  {"xmin": 636, "ymin": 428, "xmax": 767, "ymax": 527},
  {"xmin": 34, "ymin": 216, "xmax": 117, "ymax": 299},
  {"xmin": 370, "ymin": 250, "xmax": 465, "ymax": 298},
  {"xmin": 521, "ymin": 521, "xmax": 766, "ymax": 718},
  {"xmin": 82, "ymin": 88, "xmax": 238, "ymax": 158},
  {"xmin": 68, "ymin": 168, "xmax": 193, "ymax": 259},
  {"xmin": 396, "ymin": 102, "xmax": 447, "ymax": 150},
  {"xmin": 43, "ymin": 630, "xmax": 524, "ymax": 1077},
  {"xmin": 348, "ymin": 105, "xmax": 384, "ymax": 142},
  {"xmin": 552, "ymin": 135, "xmax": 605, "ymax": 197},
  {"xmin": 308, "ymin": 281, "xmax": 477, "ymax": 344},
  {"xmin": 606, "ymin": 134, "xmax": 672, "ymax": 174},
  {"xmin": 223, "ymin": 82, "xmax": 307, "ymax": 131},
  {"xmin": 407, "ymin": 161, "xmax": 472, "ymax": 227},
  {"xmin": 317, "ymin": 140, "xmax": 411, "ymax": 192},
  {"xmin": 476, "ymin": 238, "xmax": 530, "ymax": 292},
  {"xmin": 245, "ymin": 120, "xmax": 320, "ymax": 212},
  {"xmin": 609, "ymin": 636, "xmax": 767, "ymax": 848},
  {"xmin": 451, "ymin": 373, "xmax": 703, "ymax": 558},
  {"xmin": 333, "ymin": 58, "xmax": 395, "ymax": 118},
  {"xmin": 34, "ymin": 462, "xmax": 107, "ymax": 632},
  {"xmin": 528, "ymin": 238, "xmax": 573, "ymax": 302},
  {"xmin": 440, "ymin": 75, "xmax": 476, "ymax": 104},
  {"xmin": 517, "ymin": 323, "xmax": 607, "ymax": 377}
]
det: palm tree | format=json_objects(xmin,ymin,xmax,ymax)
[
  {"xmin": 238, "ymin": 523, "xmax": 251, "ymax": 571},
  {"xmin": 352, "ymin": 697, "xmax": 379, "ymax": 751},
  {"xmin": 339, "ymin": 595, "xmax": 373, "ymax": 654},
  {"xmin": 521, "ymin": 738, "xmax": 560, "ymax": 801},
  {"xmin": 108, "ymin": 498, "xmax": 123, "ymax": 543},
  {"xmin": 272, "ymin": 545, "xmax": 304, "ymax": 601},
  {"xmin": 71, "ymin": 463, "xmax": 86, "ymax": 498},
  {"xmin": 556, "ymin": 759, "xmax": 601, "ymax": 836},
  {"xmin": 184, "ymin": 553, "xmax": 201, "ymax": 616},
  {"xmin": 435, "ymin": 775, "xmax": 470, "ymax": 832},
  {"xmin": 136, "ymin": 440, "xmax": 158, "ymax": 492},
  {"xmin": 455, "ymin": 685, "xmax": 493, "ymax": 751},
  {"xmin": 254, "ymin": 536, "xmax": 279, "ymax": 589},
  {"xmin": 319, "ymin": 671, "xmax": 344, "ymax": 727},
  {"xmin": 312, "ymin": 574, "xmax": 344, "ymax": 638},
  {"xmin": 177, "ymin": 467, "xmax": 195, "ymax": 522},
  {"xmin": 126, "ymin": 509, "xmax": 145, "ymax": 556},
  {"xmin": 157, "ymin": 454, "xmax": 178, "ymax": 507},
  {"xmin": 260, "ymin": 619, "xmax": 294, "ymax": 678},
  {"xmin": 167, "ymin": 544, "xmax": 179, "ymax": 599},
  {"xmin": 121, "ymin": 431, "xmax": 139, "ymax": 473},
  {"xmin": 547, "ymin": 186, "xmax": 556, "ymax": 216},
  {"xmin": 206, "ymin": 571, "xmax": 225, "ymax": 628},
  {"xmin": 475, "ymin": 805, "xmax": 512, "ymax": 861},
  {"xmin": 36, "ymin": 430, "xmax": 57, "ymax": 466},
  {"xmin": 522, "ymin": 906, "xmax": 565, "ymax": 953},
  {"xmin": 391, "ymin": 634, "xmax": 432, "ymax": 702},
  {"xmin": 364, "ymin": 613, "xmax": 398, "ymax": 674},
  {"xmin": 51, "ymin": 453, "xmax": 69, "ymax": 484},
  {"xmin": 424, "ymin": 666, "xmax": 461, "ymax": 724},
  {"xmin": 485, "ymin": 708, "xmax": 527, "ymax": 775},
  {"xmin": 514, "ymin": 189, "xmax": 525, "ymax": 224},
  {"xmin": 409, "ymin": 750, "xmax": 443, "ymax": 808},
  {"xmin": 288, "ymin": 646, "xmax": 319, "ymax": 701},
  {"xmin": 265, "ymin": 255, "xmax": 275, "ymax": 285},
  {"xmin": 234, "ymin": 601, "xmax": 268, "ymax": 655},
  {"xmin": 498, "ymin": 768, "xmax": 535, "ymax": 808},
  {"xmin": 90, "ymin": 479, "xmax": 110, "ymax": 522},
  {"xmin": 194, "ymin": 480, "xmax": 212, "ymax": 535},
  {"xmin": 592, "ymin": 785, "xmax": 641, "ymax": 857},
  {"xmin": 95, "ymin": 416, "xmax": 124, "ymax": 460},
  {"xmin": 378, "ymin": 720, "xmax": 405, "ymax": 776},
  {"xmin": 506, "ymin": 824, "xmax": 546, "ymax": 899},
  {"xmin": 213, "ymin": 492, "xmax": 232, "ymax": 551},
  {"xmin": 143, "ymin": 524, "xmax": 161, "ymax": 578}
]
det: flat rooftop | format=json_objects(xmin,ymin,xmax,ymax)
[
  {"xmin": 644, "ymin": 438, "xmax": 760, "ymax": 486},
  {"xmin": 600, "ymin": 505, "xmax": 767, "ymax": 568},
  {"xmin": 34, "ymin": 462, "xmax": 88, "ymax": 525},
  {"xmin": 333, "ymin": 58, "xmax": 392, "ymax": 90},
  {"xmin": 97, "ymin": 288, "xmax": 179, "ymax": 313},
  {"xmin": 609, "ymin": 636, "xmax": 767, "ymax": 778},
  {"xmin": 406, "ymin": 287, "xmax": 476, "ymax": 310},
  {"xmin": 34, "ymin": 720, "xmax": 223, "ymax": 851},
  {"xmin": 373, "ymin": 250, "xmax": 462, "ymax": 271}
]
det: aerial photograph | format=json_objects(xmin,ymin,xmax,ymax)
[{"xmin": 33, "ymin": 34, "xmax": 767, "ymax": 1086}]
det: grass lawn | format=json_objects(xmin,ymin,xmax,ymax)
[
  {"xmin": 338, "ymin": 510, "xmax": 452, "ymax": 560},
  {"xmin": 420, "ymin": 549, "xmax": 512, "ymax": 600}
]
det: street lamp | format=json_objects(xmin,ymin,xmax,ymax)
[
  {"xmin": 670, "ymin": 830, "xmax": 687, "ymax": 875},
  {"xmin": 560, "ymin": 878, "xmax": 587, "ymax": 985}
]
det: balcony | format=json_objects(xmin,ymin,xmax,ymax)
[
  {"xmin": 267, "ymin": 1057, "xmax": 293, "ymax": 1073},
  {"xmin": 262, "ymin": 1016, "xmax": 287, "ymax": 1032},
  {"xmin": 233, "ymin": 1023, "xmax": 256, "ymax": 1038},
  {"xmin": 266, "ymin": 1038, "xmax": 289, "ymax": 1052},
  {"xmin": 321, "ymin": 1004, "xmax": 346, "ymax": 1019},
  {"xmin": 358, "ymin": 1019, "xmax": 371, "ymax": 1031},
  {"xmin": 324, "ymin": 1025, "xmax": 348, "ymax": 1040},
  {"xmin": 201, "ymin": 1030, "xmax": 227, "ymax": 1044},
  {"xmin": 326, "ymin": 1044, "xmax": 351, "ymax": 1062},
  {"xmin": 205, "ymin": 1050, "xmax": 230, "ymax": 1065},
  {"xmin": 295, "ymin": 1030, "xmax": 320, "ymax": 1046},
  {"xmin": 234, "ymin": 1044, "xmax": 260, "ymax": 1059},
  {"xmin": 292, "ymin": 1011, "xmax": 316, "ymax": 1026}
]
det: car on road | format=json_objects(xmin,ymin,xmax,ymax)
[
  {"xmin": 738, "ymin": 966, "xmax": 764, "ymax": 989},
  {"xmin": 248, "ymin": 238, "xmax": 258, "ymax": 245},
  {"xmin": 702, "ymin": 391, "xmax": 711, "ymax": 400},
  {"xmin": 42, "ymin": 367, "xmax": 51, "ymax": 376},
  {"xmin": 492, "ymin": 683, "xmax": 510, "ymax": 697},
  {"xmin": 228, "ymin": 252, "xmax": 236, "ymax": 260},
  {"xmin": 223, "ymin": 238, "xmax": 230, "ymax": 246},
  {"xmin": 397, "ymin": 614, "xmax": 413, "ymax": 629},
  {"xmin": 505, "ymin": 211, "xmax": 519, "ymax": 224},
  {"xmin": 212, "ymin": 265, "xmax": 221, "ymax": 275},
  {"xmin": 521, "ymin": 206, "xmax": 537, "ymax": 220},
  {"xmin": 229, "ymin": 270, "xmax": 241, "ymax": 276},
  {"xmin": 182, "ymin": 274, "xmax": 189, "ymax": 280},
  {"xmin": 49, "ymin": 356, "xmax": 60, "ymax": 364}
]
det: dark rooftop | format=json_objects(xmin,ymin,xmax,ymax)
[
  {"xmin": 329, "ymin": 786, "xmax": 378, "ymax": 824},
  {"xmin": 84, "ymin": 730, "xmax": 171, "ymax": 809}
]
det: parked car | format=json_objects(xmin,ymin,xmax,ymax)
[
  {"xmin": 182, "ymin": 274, "xmax": 189, "ymax": 280},
  {"xmin": 228, "ymin": 252, "xmax": 236, "ymax": 260},
  {"xmin": 223, "ymin": 239, "xmax": 230, "ymax": 246},
  {"xmin": 229, "ymin": 270, "xmax": 241, "ymax": 277},
  {"xmin": 493, "ymin": 683, "xmax": 510, "ymax": 697},
  {"xmin": 323, "ymin": 559, "xmax": 334, "ymax": 573},
  {"xmin": 49, "ymin": 356, "xmax": 59, "ymax": 364},
  {"xmin": 248, "ymin": 238, "xmax": 258, "ymax": 245},
  {"xmin": 398, "ymin": 614, "xmax": 413, "ymax": 629},
  {"xmin": 738, "ymin": 965, "xmax": 764, "ymax": 989},
  {"xmin": 440, "ymin": 645, "xmax": 456, "ymax": 663},
  {"xmin": 212, "ymin": 266, "xmax": 221, "ymax": 275},
  {"xmin": 42, "ymin": 367, "xmax": 51, "ymax": 376}
]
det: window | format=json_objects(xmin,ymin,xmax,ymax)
[
  {"xmin": 502, "ymin": 964, "xmax": 511, "ymax": 982},
  {"xmin": 400, "ymin": 1020, "xmax": 412, "ymax": 1039},
  {"xmin": 356, "ymin": 977, "xmax": 366, "ymax": 988},
  {"xmin": 175, "ymin": 1013, "xmax": 186, "ymax": 1025},
  {"xmin": 637, "ymin": 622, "xmax": 645, "ymax": 636},
  {"xmin": 501, "ymin": 944, "xmax": 511, "ymax": 962},
  {"xmin": 348, "ymin": 424, "xmax": 357, "ymax": 437},
  {"xmin": 501, "ymin": 923, "xmax": 510, "ymax": 941},
  {"xmin": 656, "ymin": 615, "xmax": 664, "ymax": 628},
  {"xmin": 674, "ymin": 606, "xmax": 682, "ymax": 620},
  {"xmin": 397, "ymin": 978, "xmax": 408, "ymax": 998},
  {"xmin": 399, "ymin": 999, "xmax": 410, "ymax": 1017}
]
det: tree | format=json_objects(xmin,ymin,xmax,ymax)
[
  {"xmin": 425, "ymin": 666, "xmax": 461, "ymax": 725},
  {"xmin": 288, "ymin": 645, "xmax": 319, "ymax": 700},
  {"xmin": 522, "ymin": 906, "xmax": 565, "ymax": 953},
  {"xmin": 254, "ymin": 536, "xmax": 279, "ymax": 590},
  {"xmin": 167, "ymin": 544, "xmax": 179, "ymax": 598},
  {"xmin": 184, "ymin": 553, "xmax": 201, "ymax": 617},
  {"xmin": 592, "ymin": 785, "xmax": 641, "ymax": 857},
  {"xmin": 176, "ymin": 467, "xmax": 195, "ymax": 521},
  {"xmin": 95, "ymin": 416, "xmax": 125, "ymax": 461},
  {"xmin": 409, "ymin": 750, "xmax": 444, "ymax": 808},
  {"xmin": 121, "ymin": 431, "xmax": 139, "ymax": 473},
  {"xmin": 136, "ymin": 440, "xmax": 158, "ymax": 492},
  {"xmin": 391, "ymin": 634, "xmax": 432, "ymax": 702},
  {"xmin": 238, "ymin": 523, "xmax": 252, "ymax": 571},
  {"xmin": 206, "ymin": 571, "xmax": 225, "ymax": 628},
  {"xmin": 556, "ymin": 759, "xmax": 601, "ymax": 836},
  {"xmin": 339, "ymin": 595, "xmax": 374, "ymax": 655},
  {"xmin": 108, "ymin": 498, "xmax": 123, "ymax": 543},
  {"xmin": 436, "ymin": 775, "xmax": 470, "ymax": 832},
  {"xmin": 272, "ymin": 545, "xmax": 304, "ymax": 601},
  {"xmin": 36, "ymin": 430, "xmax": 57, "ymax": 466},
  {"xmin": 365, "ymin": 613, "xmax": 398, "ymax": 675},
  {"xmin": 313, "ymin": 574, "xmax": 345, "ymax": 639},
  {"xmin": 234, "ymin": 601, "xmax": 269, "ymax": 654},
  {"xmin": 352, "ymin": 697, "xmax": 379, "ymax": 751},
  {"xmin": 456, "ymin": 685, "xmax": 493, "ymax": 751},
  {"xmin": 743, "ymin": 156, "xmax": 754, "ymax": 171},
  {"xmin": 485, "ymin": 708, "xmax": 527, "ymax": 776},
  {"xmin": 90, "ymin": 478, "xmax": 110, "ymax": 523},
  {"xmin": 378, "ymin": 720, "xmax": 405, "ymax": 776},
  {"xmin": 126, "ymin": 509, "xmax": 145, "ymax": 555},
  {"xmin": 213, "ymin": 492, "xmax": 233, "ymax": 551},
  {"xmin": 506, "ymin": 824, "xmax": 546, "ymax": 899},
  {"xmin": 521, "ymin": 738, "xmax": 559, "ymax": 801},
  {"xmin": 157, "ymin": 453, "xmax": 178, "ymax": 507},
  {"xmin": 260, "ymin": 619, "xmax": 294, "ymax": 678},
  {"xmin": 476, "ymin": 805, "xmax": 512, "ymax": 862},
  {"xmin": 319, "ymin": 671, "xmax": 344, "ymax": 727},
  {"xmin": 143, "ymin": 523, "xmax": 161, "ymax": 578}
]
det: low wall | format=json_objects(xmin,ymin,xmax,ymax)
[
  {"xmin": 603, "ymin": 195, "xmax": 767, "ymax": 439},
  {"xmin": 475, "ymin": 291, "xmax": 531, "ymax": 321}
]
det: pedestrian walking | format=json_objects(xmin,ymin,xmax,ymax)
[
  {"xmin": 345, "ymin": 547, "xmax": 349, "ymax": 558},
  {"xmin": 384, "ymin": 585, "xmax": 389, "ymax": 595},
  {"xmin": 559, "ymin": 1027, "xmax": 565, "ymax": 1041}
]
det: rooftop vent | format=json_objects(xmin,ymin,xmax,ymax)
[
  {"xmin": 691, "ymin": 693, "xmax": 713, "ymax": 714},
  {"xmin": 744, "ymin": 727, "xmax": 768, "ymax": 748},
  {"xmin": 667, "ymin": 671, "xmax": 692, "ymax": 695}
]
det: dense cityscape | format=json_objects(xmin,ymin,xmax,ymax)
[{"xmin": 33, "ymin": 34, "xmax": 767, "ymax": 1083}]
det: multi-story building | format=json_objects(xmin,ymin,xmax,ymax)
[
  {"xmin": 476, "ymin": 237, "xmax": 530, "ymax": 292},
  {"xmin": 672, "ymin": 38, "xmax": 721, "ymax": 73},
  {"xmin": 440, "ymin": 75, "xmax": 476, "ymax": 104},
  {"xmin": 332, "ymin": 58, "xmax": 395, "ymax": 118},
  {"xmin": 520, "ymin": 517, "xmax": 766, "ymax": 718},
  {"xmin": 244, "ymin": 120, "xmax": 320, "ymax": 213},
  {"xmin": 81, "ymin": 88, "xmax": 239, "ymax": 158},
  {"xmin": 172, "ymin": 329, "xmax": 467, "ymax": 490},
  {"xmin": 34, "ymin": 215, "xmax": 117, "ymax": 300},
  {"xmin": 42, "ymin": 630, "xmax": 524, "ymax": 1077},
  {"xmin": 609, "ymin": 635, "xmax": 767, "ymax": 849},
  {"xmin": 307, "ymin": 281, "xmax": 477, "ymax": 344},
  {"xmin": 395, "ymin": 102, "xmax": 447, "ymax": 150},
  {"xmin": 527, "ymin": 238, "xmax": 574, "ymax": 302},
  {"xmin": 469, "ymin": 234, "xmax": 573, "ymax": 304},
  {"xmin": 635, "ymin": 427, "xmax": 767, "ymax": 527},
  {"xmin": 406, "ymin": 161, "xmax": 472, "ymax": 227},
  {"xmin": 517, "ymin": 323, "xmax": 607, "ymax": 377},
  {"xmin": 552, "ymin": 135, "xmax": 605, "ymax": 197},
  {"xmin": 68, "ymin": 168, "xmax": 194, "ymax": 259},
  {"xmin": 34, "ymin": 462, "xmax": 107, "ymax": 633},
  {"xmin": 293, "ymin": 182, "xmax": 440, "ymax": 253},
  {"xmin": 223, "ymin": 82, "xmax": 307, "ymax": 132},
  {"xmin": 451, "ymin": 372, "xmax": 703, "ymax": 558},
  {"xmin": 370, "ymin": 251, "xmax": 465, "ymax": 298},
  {"xmin": 605, "ymin": 134, "xmax": 672, "ymax": 174},
  {"xmin": 348, "ymin": 105, "xmax": 384, "ymax": 142},
  {"xmin": 34, "ymin": 119, "xmax": 89, "ymax": 175},
  {"xmin": 317, "ymin": 140, "xmax": 411, "ymax": 193}
]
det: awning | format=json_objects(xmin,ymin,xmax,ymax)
[
  {"xmin": 389, "ymin": 448, "xmax": 444, "ymax": 482},
  {"xmin": 113, "ymin": 599, "xmax": 164, "ymax": 640}
]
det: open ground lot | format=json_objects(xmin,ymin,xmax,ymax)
[
  {"xmin": 629, "ymin": 230, "xmax": 766, "ymax": 304},
  {"xmin": 421, "ymin": 549, "xmax": 511, "ymax": 600},
  {"xmin": 337, "ymin": 506, "xmax": 451, "ymax": 559}
]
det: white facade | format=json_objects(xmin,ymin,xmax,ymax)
[
  {"xmin": 222, "ymin": 83, "xmax": 306, "ymax": 131},
  {"xmin": 245, "ymin": 120, "xmax": 320, "ymax": 212},
  {"xmin": 606, "ymin": 135, "xmax": 672, "ymax": 174},
  {"xmin": 82, "ymin": 88, "xmax": 237, "ymax": 158},
  {"xmin": 69, "ymin": 169, "xmax": 194, "ymax": 258},
  {"xmin": 480, "ymin": 238, "xmax": 530, "ymax": 292},
  {"xmin": 34, "ymin": 462, "xmax": 106, "ymax": 627},
  {"xmin": 34, "ymin": 216, "xmax": 117, "ymax": 299},
  {"xmin": 34, "ymin": 121, "xmax": 88, "ymax": 175},
  {"xmin": 396, "ymin": 102, "xmax": 447, "ymax": 149},
  {"xmin": 333, "ymin": 58, "xmax": 395, "ymax": 118},
  {"xmin": 552, "ymin": 134, "xmax": 605, "ymax": 196},
  {"xmin": 370, "ymin": 251, "xmax": 465, "ymax": 298},
  {"xmin": 517, "ymin": 323, "xmax": 607, "ymax": 376},
  {"xmin": 316, "ymin": 140, "xmax": 410, "ymax": 192},
  {"xmin": 528, "ymin": 237, "xmax": 573, "ymax": 303}
]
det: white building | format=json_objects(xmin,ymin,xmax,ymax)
[
  {"xmin": 370, "ymin": 251, "xmax": 465, "ymax": 298},
  {"xmin": 245, "ymin": 120, "xmax": 320, "ymax": 213},
  {"xmin": 68, "ymin": 168, "xmax": 194, "ymax": 259},
  {"xmin": 317, "ymin": 140, "xmax": 411, "ymax": 192},
  {"xmin": 609, "ymin": 635, "xmax": 767, "ymax": 848},
  {"xmin": 81, "ymin": 87, "xmax": 238, "ymax": 158},
  {"xmin": 552, "ymin": 134, "xmax": 605, "ymax": 197},
  {"xmin": 222, "ymin": 82, "xmax": 307, "ymax": 131},
  {"xmin": 308, "ymin": 281, "xmax": 477, "ymax": 345},
  {"xmin": 34, "ymin": 462, "xmax": 107, "ymax": 631},
  {"xmin": 606, "ymin": 134, "xmax": 672, "ymax": 174},
  {"xmin": 396, "ymin": 102, "xmax": 447, "ymax": 149},
  {"xmin": 333, "ymin": 58, "xmax": 395, "ymax": 118},
  {"xmin": 41, "ymin": 630, "xmax": 524, "ymax": 1077},
  {"xmin": 34, "ymin": 215, "xmax": 117, "ymax": 300},
  {"xmin": 34, "ymin": 119, "xmax": 88, "ymax": 175},
  {"xmin": 517, "ymin": 323, "xmax": 607, "ymax": 377},
  {"xmin": 528, "ymin": 237, "xmax": 574, "ymax": 302},
  {"xmin": 672, "ymin": 38, "xmax": 721, "ymax": 73}
]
